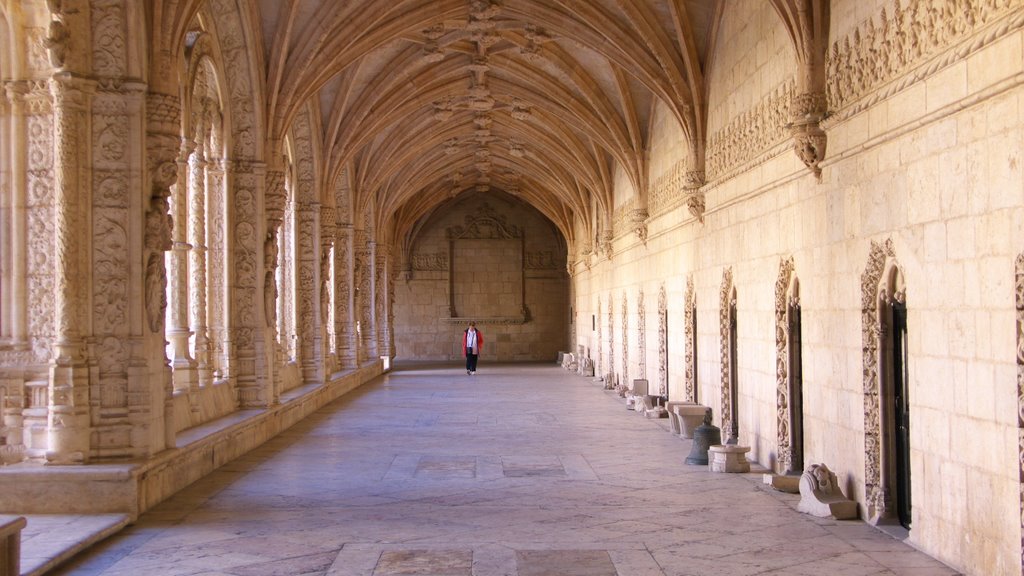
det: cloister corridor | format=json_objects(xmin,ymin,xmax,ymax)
[{"xmin": 31, "ymin": 363, "xmax": 958, "ymax": 576}]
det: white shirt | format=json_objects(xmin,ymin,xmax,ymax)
[{"xmin": 466, "ymin": 329, "xmax": 478, "ymax": 353}]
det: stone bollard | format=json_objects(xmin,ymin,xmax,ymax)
[{"xmin": 708, "ymin": 444, "xmax": 751, "ymax": 473}]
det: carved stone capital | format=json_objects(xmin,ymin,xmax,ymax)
[
  {"xmin": 683, "ymin": 169, "xmax": 705, "ymax": 190},
  {"xmin": 686, "ymin": 190, "xmax": 706, "ymax": 223}
]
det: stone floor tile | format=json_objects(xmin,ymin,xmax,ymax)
[{"xmin": 50, "ymin": 363, "xmax": 960, "ymax": 576}]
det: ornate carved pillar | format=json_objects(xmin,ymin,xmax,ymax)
[
  {"xmin": 320, "ymin": 206, "xmax": 336, "ymax": 376},
  {"xmin": 168, "ymin": 143, "xmax": 196, "ymax": 397},
  {"xmin": 263, "ymin": 166, "xmax": 286, "ymax": 404},
  {"xmin": 297, "ymin": 200, "xmax": 322, "ymax": 384},
  {"xmin": 354, "ymin": 232, "xmax": 377, "ymax": 362},
  {"xmin": 2, "ymin": 82, "xmax": 28, "ymax": 346},
  {"xmin": 145, "ymin": 89, "xmax": 179, "ymax": 452},
  {"xmin": 46, "ymin": 73, "xmax": 94, "ymax": 464},
  {"xmin": 188, "ymin": 142, "xmax": 211, "ymax": 389},
  {"xmin": 334, "ymin": 225, "xmax": 357, "ymax": 369},
  {"xmin": 228, "ymin": 160, "xmax": 267, "ymax": 408},
  {"xmin": 375, "ymin": 244, "xmax": 391, "ymax": 359}
]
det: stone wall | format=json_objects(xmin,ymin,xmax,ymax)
[
  {"xmin": 394, "ymin": 192, "xmax": 568, "ymax": 361},
  {"xmin": 571, "ymin": 1, "xmax": 1024, "ymax": 574}
]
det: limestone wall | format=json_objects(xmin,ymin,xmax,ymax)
[
  {"xmin": 571, "ymin": 2, "xmax": 1024, "ymax": 574},
  {"xmin": 394, "ymin": 192, "xmax": 568, "ymax": 362}
]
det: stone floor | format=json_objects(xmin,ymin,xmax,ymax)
[{"xmin": 50, "ymin": 362, "xmax": 960, "ymax": 576}]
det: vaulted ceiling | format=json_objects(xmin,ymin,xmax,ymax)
[
  {"xmin": 159, "ymin": 0, "xmax": 826, "ymax": 249},
  {"xmin": 256, "ymin": 0, "xmax": 725, "ymax": 245}
]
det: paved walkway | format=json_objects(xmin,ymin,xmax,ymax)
[{"xmin": 52, "ymin": 363, "xmax": 958, "ymax": 576}]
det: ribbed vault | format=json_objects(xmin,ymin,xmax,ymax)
[{"xmin": 150, "ymin": 0, "xmax": 824, "ymax": 250}]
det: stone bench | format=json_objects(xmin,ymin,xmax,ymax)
[{"xmin": 0, "ymin": 516, "xmax": 25, "ymax": 576}]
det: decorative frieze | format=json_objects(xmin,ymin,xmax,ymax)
[
  {"xmin": 826, "ymin": 0, "xmax": 1024, "ymax": 123},
  {"xmin": 707, "ymin": 80, "xmax": 794, "ymax": 182},
  {"xmin": 412, "ymin": 252, "xmax": 449, "ymax": 271}
]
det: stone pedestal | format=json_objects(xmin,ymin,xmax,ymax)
[
  {"xmin": 673, "ymin": 404, "xmax": 710, "ymax": 439},
  {"xmin": 664, "ymin": 401, "xmax": 692, "ymax": 435},
  {"xmin": 797, "ymin": 463, "xmax": 858, "ymax": 519},
  {"xmin": 708, "ymin": 444, "xmax": 751, "ymax": 473}
]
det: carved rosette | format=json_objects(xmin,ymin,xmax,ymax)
[
  {"xmin": 861, "ymin": 238, "xmax": 898, "ymax": 521},
  {"xmin": 1015, "ymin": 253, "xmax": 1024, "ymax": 566},
  {"xmin": 684, "ymin": 276, "xmax": 696, "ymax": 402},
  {"xmin": 775, "ymin": 257, "xmax": 796, "ymax": 474},
  {"xmin": 658, "ymin": 285, "xmax": 667, "ymax": 396},
  {"xmin": 719, "ymin": 267, "xmax": 735, "ymax": 438}
]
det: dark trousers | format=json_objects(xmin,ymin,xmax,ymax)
[{"xmin": 466, "ymin": 353, "xmax": 478, "ymax": 372}]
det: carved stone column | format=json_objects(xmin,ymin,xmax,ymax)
[
  {"xmin": 188, "ymin": 144, "xmax": 211, "ymax": 388},
  {"xmin": 320, "ymin": 206, "xmax": 336, "ymax": 376},
  {"xmin": 46, "ymin": 73, "xmax": 94, "ymax": 464},
  {"xmin": 145, "ymin": 89, "xmax": 180, "ymax": 452},
  {"xmin": 297, "ymin": 200, "xmax": 322, "ymax": 384},
  {"xmin": 2, "ymin": 82, "xmax": 28, "ymax": 346},
  {"xmin": 375, "ymin": 244, "xmax": 391, "ymax": 359},
  {"xmin": 354, "ymin": 232, "xmax": 377, "ymax": 363},
  {"xmin": 168, "ymin": 144, "xmax": 196, "ymax": 397},
  {"xmin": 334, "ymin": 225, "xmax": 357, "ymax": 369},
  {"xmin": 264, "ymin": 167, "xmax": 286, "ymax": 404},
  {"xmin": 229, "ymin": 160, "xmax": 266, "ymax": 408}
]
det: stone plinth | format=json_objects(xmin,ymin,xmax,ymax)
[
  {"xmin": 708, "ymin": 444, "xmax": 751, "ymax": 473},
  {"xmin": 664, "ymin": 401, "xmax": 693, "ymax": 435},
  {"xmin": 0, "ymin": 516, "xmax": 25, "ymax": 576},
  {"xmin": 763, "ymin": 473, "xmax": 800, "ymax": 493},
  {"xmin": 797, "ymin": 464, "xmax": 858, "ymax": 520},
  {"xmin": 673, "ymin": 404, "xmax": 710, "ymax": 439}
]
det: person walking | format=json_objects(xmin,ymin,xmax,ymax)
[{"xmin": 462, "ymin": 322, "xmax": 483, "ymax": 375}]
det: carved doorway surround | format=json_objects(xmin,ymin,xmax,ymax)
[
  {"xmin": 1015, "ymin": 253, "xmax": 1024, "ymax": 566},
  {"xmin": 658, "ymin": 284, "xmax": 668, "ymax": 398},
  {"xmin": 775, "ymin": 257, "xmax": 804, "ymax": 475},
  {"xmin": 684, "ymin": 275, "xmax": 697, "ymax": 403},
  {"xmin": 720, "ymin": 268, "xmax": 738, "ymax": 442},
  {"xmin": 861, "ymin": 239, "xmax": 909, "ymax": 526}
]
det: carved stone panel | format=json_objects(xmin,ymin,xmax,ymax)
[
  {"xmin": 719, "ymin": 268, "xmax": 735, "ymax": 437},
  {"xmin": 658, "ymin": 284, "xmax": 667, "ymax": 397},
  {"xmin": 684, "ymin": 276, "xmax": 696, "ymax": 403},
  {"xmin": 1015, "ymin": 253, "xmax": 1024, "ymax": 567},
  {"xmin": 775, "ymin": 257, "xmax": 796, "ymax": 475}
]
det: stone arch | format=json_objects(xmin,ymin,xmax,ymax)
[
  {"xmin": 861, "ymin": 238, "xmax": 907, "ymax": 523},
  {"xmin": 775, "ymin": 256, "xmax": 801, "ymax": 474},
  {"xmin": 720, "ymin": 267, "xmax": 737, "ymax": 440},
  {"xmin": 684, "ymin": 275, "xmax": 696, "ymax": 402}
]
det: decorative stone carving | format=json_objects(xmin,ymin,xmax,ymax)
[
  {"xmin": 525, "ymin": 251, "xmax": 558, "ymax": 270},
  {"xmin": 719, "ymin": 267, "xmax": 735, "ymax": 440},
  {"xmin": 825, "ymin": 0, "xmax": 1024, "ymax": 123},
  {"xmin": 621, "ymin": 292, "xmax": 628, "ymax": 387},
  {"xmin": 775, "ymin": 256, "xmax": 796, "ymax": 475},
  {"xmin": 658, "ymin": 284, "xmax": 667, "ymax": 396},
  {"xmin": 684, "ymin": 276, "xmax": 696, "ymax": 402},
  {"xmin": 1016, "ymin": 253, "xmax": 1024, "ymax": 560},
  {"xmin": 788, "ymin": 91, "xmax": 827, "ymax": 177},
  {"xmin": 798, "ymin": 464, "xmax": 858, "ymax": 519},
  {"xmin": 447, "ymin": 203, "xmax": 521, "ymax": 239},
  {"xmin": 263, "ymin": 230, "xmax": 278, "ymax": 327},
  {"xmin": 637, "ymin": 288, "xmax": 646, "ymax": 382},
  {"xmin": 607, "ymin": 294, "xmax": 614, "ymax": 382},
  {"xmin": 860, "ymin": 238, "xmax": 899, "ymax": 522},
  {"xmin": 708, "ymin": 444, "xmax": 750, "ymax": 473},
  {"xmin": 707, "ymin": 80, "xmax": 794, "ymax": 182},
  {"xmin": 684, "ymin": 170, "xmax": 705, "ymax": 223},
  {"xmin": 629, "ymin": 208, "xmax": 648, "ymax": 244},
  {"xmin": 596, "ymin": 297, "xmax": 602, "ymax": 378}
]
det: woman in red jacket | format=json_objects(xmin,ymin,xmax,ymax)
[{"xmin": 462, "ymin": 322, "xmax": 483, "ymax": 375}]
